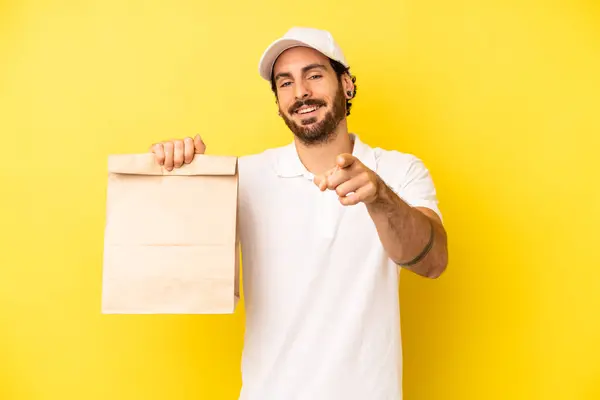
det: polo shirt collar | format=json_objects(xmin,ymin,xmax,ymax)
[{"xmin": 275, "ymin": 133, "xmax": 377, "ymax": 179}]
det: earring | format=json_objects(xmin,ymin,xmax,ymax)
[{"xmin": 347, "ymin": 91, "xmax": 352, "ymax": 98}]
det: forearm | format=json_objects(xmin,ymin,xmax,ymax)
[{"xmin": 366, "ymin": 178, "xmax": 448, "ymax": 278}]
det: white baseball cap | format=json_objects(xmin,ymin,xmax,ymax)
[{"xmin": 258, "ymin": 27, "xmax": 349, "ymax": 81}]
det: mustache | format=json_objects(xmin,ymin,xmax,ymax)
[{"xmin": 288, "ymin": 99, "xmax": 327, "ymax": 114}]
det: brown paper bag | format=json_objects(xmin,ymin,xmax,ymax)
[{"xmin": 101, "ymin": 153, "xmax": 240, "ymax": 314}]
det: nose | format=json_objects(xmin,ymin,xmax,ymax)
[{"xmin": 294, "ymin": 81, "xmax": 311, "ymax": 100}]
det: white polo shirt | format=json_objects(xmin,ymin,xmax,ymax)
[{"xmin": 237, "ymin": 134, "xmax": 441, "ymax": 400}]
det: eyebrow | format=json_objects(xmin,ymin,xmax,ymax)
[{"xmin": 274, "ymin": 63, "xmax": 327, "ymax": 81}]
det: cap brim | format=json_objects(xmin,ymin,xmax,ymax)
[{"xmin": 258, "ymin": 38, "xmax": 320, "ymax": 81}]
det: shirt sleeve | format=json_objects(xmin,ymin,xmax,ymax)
[{"xmin": 396, "ymin": 155, "xmax": 443, "ymax": 222}]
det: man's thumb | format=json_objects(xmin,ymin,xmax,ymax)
[
  {"xmin": 336, "ymin": 153, "xmax": 355, "ymax": 169},
  {"xmin": 194, "ymin": 134, "xmax": 206, "ymax": 154}
]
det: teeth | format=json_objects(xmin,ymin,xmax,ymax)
[{"xmin": 297, "ymin": 106, "xmax": 318, "ymax": 114}]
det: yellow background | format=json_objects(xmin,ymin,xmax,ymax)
[{"xmin": 1, "ymin": 0, "xmax": 599, "ymax": 399}]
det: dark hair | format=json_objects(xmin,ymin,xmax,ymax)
[{"xmin": 270, "ymin": 58, "xmax": 358, "ymax": 116}]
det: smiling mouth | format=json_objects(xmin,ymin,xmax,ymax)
[{"xmin": 295, "ymin": 105, "xmax": 322, "ymax": 115}]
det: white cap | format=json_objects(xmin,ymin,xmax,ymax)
[{"xmin": 258, "ymin": 27, "xmax": 349, "ymax": 81}]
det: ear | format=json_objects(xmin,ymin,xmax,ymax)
[
  {"xmin": 275, "ymin": 97, "xmax": 282, "ymax": 116},
  {"xmin": 340, "ymin": 73, "xmax": 354, "ymax": 99}
]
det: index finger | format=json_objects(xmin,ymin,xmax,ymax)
[
  {"xmin": 313, "ymin": 174, "xmax": 325, "ymax": 191},
  {"xmin": 313, "ymin": 166, "xmax": 337, "ymax": 191}
]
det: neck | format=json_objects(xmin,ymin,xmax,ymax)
[{"xmin": 295, "ymin": 119, "xmax": 354, "ymax": 175}]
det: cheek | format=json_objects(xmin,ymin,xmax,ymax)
[
  {"xmin": 277, "ymin": 93, "xmax": 294, "ymax": 112},
  {"xmin": 317, "ymin": 86, "xmax": 338, "ymax": 104}
]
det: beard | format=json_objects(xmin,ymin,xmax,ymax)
[{"xmin": 279, "ymin": 84, "xmax": 346, "ymax": 146}]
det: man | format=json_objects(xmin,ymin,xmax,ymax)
[{"xmin": 151, "ymin": 27, "xmax": 448, "ymax": 400}]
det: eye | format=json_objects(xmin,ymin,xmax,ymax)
[
  {"xmin": 309, "ymin": 74, "xmax": 322, "ymax": 80},
  {"xmin": 279, "ymin": 81, "xmax": 292, "ymax": 88}
]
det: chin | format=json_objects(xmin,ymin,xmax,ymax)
[{"xmin": 299, "ymin": 116, "xmax": 319, "ymax": 126}]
